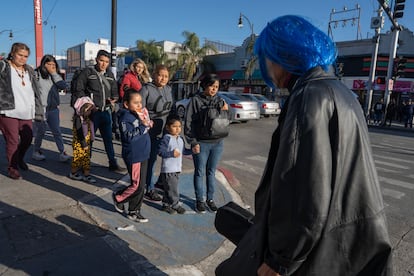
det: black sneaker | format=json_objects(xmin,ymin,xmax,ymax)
[
  {"xmin": 112, "ymin": 192, "xmax": 124, "ymax": 214},
  {"xmin": 18, "ymin": 160, "xmax": 29, "ymax": 171},
  {"xmin": 195, "ymin": 201, "xmax": 207, "ymax": 213},
  {"xmin": 162, "ymin": 205, "xmax": 177, "ymax": 215},
  {"xmin": 145, "ymin": 190, "xmax": 162, "ymax": 201},
  {"xmin": 127, "ymin": 211, "xmax": 148, "ymax": 223},
  {"xmin": 109, "ymin": 164, "xmax": 127, "ymax": 174},
  {"xmin": 207, "ymin": 200, "xmax": 218, "ymax": 212},
  {"xmin": 174, "ymin": 205, "xmax": 186, "ymax": 214}
]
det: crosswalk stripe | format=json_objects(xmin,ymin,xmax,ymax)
[
  {"xmin": 373, "ymin": 154, "xmax": 414, "ymax": 164},
  {"xmin": 376, "ymin": 166, "xmax": 399, "ymax": 173},
  {"xmin": 379, "ymin": 176, "xmax": 414, "ymax": 190},
  {"xmin": 222, "ymin": 160, "xmax": 263, "ymax": 175},
  {"xmin": 374, "ymin": 160, "xmax": 409, "ymax": 170},
  {"xmin": 246, "ymin": 155, "xmax": 268, "ymax": 163},
  {"xmin": 382, "ymin": 188, "xmax": 405, "ymax": 199},
  {"xmin": 372, "ymin": 144, "xmax": 388, "ymax": 149}
]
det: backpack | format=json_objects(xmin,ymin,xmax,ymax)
[
  {"xmin": 70, "ymin": 69, "xmax": 83, "ymax": 107},
  {"xmin": 117, "ymin": 73, "xmax": 126, "ymax": 101},
  {"xmin": 70, "ymin": 68, "xmax": 95, "ymax": 107}
]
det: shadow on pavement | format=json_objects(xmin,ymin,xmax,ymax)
[{"xmin": 0, "ymin": 201, "xmax": 166, "ymax": 275}]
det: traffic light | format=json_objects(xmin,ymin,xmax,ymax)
[
  {"xmin": 392, "ymin": 57, "xmax": 406, "ymax": 79},
  {"xmin": 376, "ymin": 76, "xmax": 386, "ymax": 84},
  {"xmin": 393, "ymin": 0, "xmax": 405, "ymax": 19}
]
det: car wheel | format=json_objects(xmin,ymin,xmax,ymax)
[{"xmin": 177, "ymin": 105, "xmax": 186, "ymax": 119}]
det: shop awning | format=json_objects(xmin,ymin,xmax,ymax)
[
  {"xmin": 216, "ymin": 70, "xmax": 235, "ymax": 80},
  {"xmin": 232, "ymin": 69, "xmax": 262, "ymax": 80}
]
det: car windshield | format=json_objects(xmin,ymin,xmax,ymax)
[
  {"xmin": 253, "ymin": 95, "xmax": 269, "ymax": 101},
  {"xmin": 239, "ymin": 95, "xmax": 253, "ymax": 100},
  {"xmin": 220, "ymin": 93, "xmax": 242, "ymax": 100}
]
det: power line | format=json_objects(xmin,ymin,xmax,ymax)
[{"xmin": 43, "ymin": 0, "xmax": 58, "ymax": 25}]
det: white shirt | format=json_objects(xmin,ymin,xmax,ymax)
[{"xmin": 0, "ymin": 68, "xmax": 35, "ymax": 120}]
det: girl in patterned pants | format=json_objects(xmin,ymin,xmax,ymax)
[{"xmin": 69, "ymin": 96, "xmax": 96, "ymax": 183}]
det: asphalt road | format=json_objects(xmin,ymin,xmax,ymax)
[{"xmin": 220, "ymin": 116, "xmax": 414, "ymax": 276}]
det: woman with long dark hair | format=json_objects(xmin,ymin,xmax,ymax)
[{"xmin": 32, "ymin": 54, "xmax": 70, "ymax": 162}]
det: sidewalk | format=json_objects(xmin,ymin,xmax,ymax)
[{"xmin": 0, "ymin": 96, "xmax": 240, "ymax": 275}]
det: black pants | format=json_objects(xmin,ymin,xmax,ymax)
[
  {"xmin": 159, "ymin": 172, "xmax": 180, "ymax": 207},
  {"xmin": 117, "ymin": 159, "xmax": 148, "ymax": 211}
]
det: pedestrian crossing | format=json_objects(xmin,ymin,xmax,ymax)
[{"xmin": 221, "ymin": 151, "xmax": 413, "ymax": 201}]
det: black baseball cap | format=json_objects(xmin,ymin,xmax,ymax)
[{"xmin": 96, "ymin": 49, "xmax": 110, "ymax": 59}]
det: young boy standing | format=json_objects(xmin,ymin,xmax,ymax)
[
  {"xmin": 113, "ymin": 89, "xmax": 152, "ymax": 223},
  {"xmin": 158, "ymin": 115, "xmax": 192, "ymax": 214}
]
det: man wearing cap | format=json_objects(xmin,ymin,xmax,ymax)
[{"xmin": 73, "ymin": 50, "xmax": 126, "ymax": 173}]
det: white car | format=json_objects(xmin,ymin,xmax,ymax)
[
  {"xmin": 238, "ymin": 93, "xmax": 281, "ymax": 117},
  {"xmin": 175, "ymin": 91, "xmax": 261, "ymax": 123}
]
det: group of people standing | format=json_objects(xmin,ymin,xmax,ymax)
[
  {"xmin": 0, "ymin": 43, "xmax": 229, "ymax": 223},
  {"xmin": 1, "ymin": 13, "xmax": 395, "ymax": 274},
  {"xmin": 373, "ymin": 97, "xmax": 414, "ymax": 128}
]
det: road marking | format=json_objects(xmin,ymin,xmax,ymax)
[
  {"xmin": 374, "ymin": 160, "xmax": 409, "ymax": 170},
  {"xmin": 372, "ymin": 144, "xmax": 388, "ymax": 149},
  {"xmin": 376, "ymin": 166, "xmax": 400, "ymax": 173},
  {"xmin": 382, "ymin": 188, "xmax": 405, "ymax": 199},
  {"xmin": 373, "ymin": 154, "xmax": 414, "ymax": 164},
  {"xmin": 222, "ymin": 160, "xmax": 263, "ymax": 176},
  {"xmin": 379, "ymin": 176, "xmax": 414, "ymax": 190},
  {"xmin": 246, "ymin": 155, "xmax": 267, "ymax": 163}
]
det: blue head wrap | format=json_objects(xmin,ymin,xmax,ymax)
[{"xmin": 254, "ymin": 15, "xmax": 337, "ymax": 88}]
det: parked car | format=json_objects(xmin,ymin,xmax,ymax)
[
  {"xmin": 238, "ymin": 93, "xmax": 281, "ymax": 117},
  {"xmin": 175, "ymin": 98, "xmax": 190, "ymax": 119},
  {"xmin": 218, "ymin": 92, "xmax": 260, "ymax": 122},
  {"xmin": 174, "ymin": 91, "xmax": 260, "ymax": 123}
]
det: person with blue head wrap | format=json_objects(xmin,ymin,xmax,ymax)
[{"xmin": 216, "ymin": 15, "xmax": 392, "ymax": 276}]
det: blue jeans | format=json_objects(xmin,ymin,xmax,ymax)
[
  {"xmin": 33, "ymin": 108, "xmax": 65, "ymax": 154},
  {"xmin": 192, "ymin": 140, "xmax": 224, "ymax": 202},
  {"xmin": 93, "ymin": 110, "xmax": 116, "ymax": 166},
  {"xmin": 145, "ymin": 136, "xmax": 161, "ymax": 191}
]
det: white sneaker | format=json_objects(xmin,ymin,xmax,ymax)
[
  {"xmin": 59, "ymin": 152, "xmax": 71, "ymax": 162},
  {"xmin": 32, "ymin": 151, "xmax": 46, "ymax": 161}
]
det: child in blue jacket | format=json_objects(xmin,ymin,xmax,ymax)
[
  {"xmin": 113, "ymin": 89, "xmax": 152, "ymax": 222},
  {"xmin": 158, "ymin": 115, "xmax": 192, "ymax": 214}
]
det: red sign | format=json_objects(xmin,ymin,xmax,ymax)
[
  {"xmin": 34, "ymin": 0, "xmax": 43, "ymax": 67},
  {"xmin": 353, "ymin": 80, "xmax": 367, "ymax": 89}
]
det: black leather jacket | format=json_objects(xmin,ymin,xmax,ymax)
[
  {"xmin": 73, "ymin": 66, "xmax": 118, "ymax": 111},
  {"xmin": 253, "ymin": 67, "xmax": 393, "ymax": 275}
]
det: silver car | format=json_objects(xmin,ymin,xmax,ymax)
[
  {"xmin": 238, "ymin": 93, "xmax": 281, "ymax": 117},
  {"xmin": 174, "ymin": 92, "xmax": 260, "ymax": 123},
  {"xmin": 217, "ymin": 92, "xmax": 260, "ymax": 122}
]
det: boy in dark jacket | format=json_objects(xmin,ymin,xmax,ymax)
[{"xmin": 112, "ymin": 89, "xmax": 152, "ymax": 223}]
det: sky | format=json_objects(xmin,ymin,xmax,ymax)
[{"xmin": 1, "ymin": 0, "xmax": 413, "ymax": 66}]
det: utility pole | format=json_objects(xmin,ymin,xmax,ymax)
[
  {"xmin": 364, "ymin": 6, "xmax": 384, "ymax": 119},
  {"xmin": 111, "ymin": 0, "xmax": 117, "ymax": 78},
  {"xmin": 382, "ymin": 28, "xmax": 400, "ymax": 126},
  {"xmin": 33, "ymin": 0, "xmax": 44, "ymax": 67},
  {"xmin": 377, "ymin": 0, "xmax": 405, "ymax": 126},
  {"xmin": 51, "ymin": 25, "xmax": 56, "ymax": 57}
]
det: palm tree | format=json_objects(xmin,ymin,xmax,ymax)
[
  {"xmin": 136, "ymin": 39, "xmax": 168, "ymax": 72},
  {"xmin": 174, "ymin": 31, "xmax": 218, "ymax": 81},
  {"xmin": 244, "ymin": 34, "xmax": 257, "ymax": 84}
]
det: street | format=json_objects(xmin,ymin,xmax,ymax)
[{"xmin": 220, "ymin": 117, "xmax": 414, "ymax": 275}]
